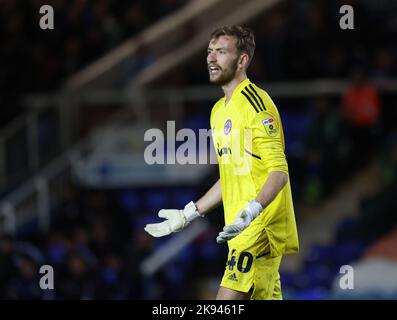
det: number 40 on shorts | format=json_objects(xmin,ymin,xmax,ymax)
[{"xmin": 227, "ymin": 250, "xmax": 254, "ymax": 273}]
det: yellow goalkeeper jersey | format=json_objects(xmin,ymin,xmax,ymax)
[{"xmin": 210, "ymin": 78, "xmax": 299, "ymax": 257}]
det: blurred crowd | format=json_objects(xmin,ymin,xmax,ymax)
[
  {"xmin": 288, "ymin": 67, "xmax": 386, "ymax": 205},
  {"xmin": 0, "ymin": 183, "xmax": 225, "ymax": 299},
  {"xmin": 159, "ymin": 0, "xmax": 397, "ymax": 85},
  {"xmin": 1, "ymin": 0, "xmax": 397, "ymax": 300},
  {"xmin": 280, "ymin": 132, "xmax": 397, "ymax": 300},
  {"xmin": 0, "ymin": 0, "xmax": 185, "ymax": 127}
]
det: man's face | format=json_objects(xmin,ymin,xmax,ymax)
[{"xmin": 207, "ymin": 35, "xmax": 240, "ymax": 86}]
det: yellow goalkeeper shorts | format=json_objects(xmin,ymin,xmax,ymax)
[{"xmin": 220, "ymin": 247, "xmax": 283, "ymax": 300}]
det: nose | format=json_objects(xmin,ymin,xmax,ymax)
[{"xmin": 207, "ymin": 51, "xmax": 216, "ymax": 64}]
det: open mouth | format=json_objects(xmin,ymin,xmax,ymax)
[{"xmin": 209, "ymin": 65, "xmax": 221, "ymax": 75}]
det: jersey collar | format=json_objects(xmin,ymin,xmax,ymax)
[
  {"xmin": 234, "ymin": 78, "xmax": 251, "ymax": 95},
  {"xmin": 224, "ymin": 78, "xmax": 251, "ymax": 106}
]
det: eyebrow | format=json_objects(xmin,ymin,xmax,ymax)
[{"xmin": 207, "ymin": 47, "xmax": 228, "ymax": 51}]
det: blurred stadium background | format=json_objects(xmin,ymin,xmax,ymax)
[{"xmin": 1, "ymin": 0, "xmax": 397, "ymax": 300}]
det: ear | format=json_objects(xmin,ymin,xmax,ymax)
[{"xmin": 238, "ymin": 53, "xmax": 250, "ymax": 70}]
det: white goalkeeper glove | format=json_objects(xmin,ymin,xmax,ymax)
[
  {"xmin": 216, "ymin": 200, "xmax": 263, "ymax": 244},
  {"xmin": 144, "ymin": 201, "xmax": 201, "ymax": 237}
]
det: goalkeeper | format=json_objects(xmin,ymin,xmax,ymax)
[{"xmin": 145, "ymin": 26, "xmax": 299, "ymax": 300}]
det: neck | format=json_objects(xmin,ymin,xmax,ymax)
[{"xmin": 222, "ymin": 72, "xmax": 247, "ymax": 103}]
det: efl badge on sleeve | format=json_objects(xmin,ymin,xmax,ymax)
[{"xmin": 262, "ymin": 116, "xmax": 278, "ymax": 137}]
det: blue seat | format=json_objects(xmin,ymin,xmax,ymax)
[
  {"xmin": 172, "ymin": 188, "xmax": 197, "ymax": 208},
  {"xmin": 145, "ymin": 190, "xmax": 169, "ymax": 212},
  {"xmin": 283, "ymin": 112, "xmax": 313, "ymax": 157},
  {"xmin": 118, "ymin": 190, "xmax": 142, "ymax": 212},
  {"xmin": 294, "ymin": 288, "xmax": 329, "ymax": 300},
  {"xmin": 304, "ymin": 244, "xmax": 335, "ymax": 267},
  {"xmin": 332, "ymin": 241, "xmax": 367, "ymax": 267},
  {"xmin": 303, "ymin": 264, "xmax": 336, "ymax": 289}
]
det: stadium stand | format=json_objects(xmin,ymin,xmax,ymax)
[{"xmin": 1, "ymin": 0, "xmax": 397, "ymax": 300}]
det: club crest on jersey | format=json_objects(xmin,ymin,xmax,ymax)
[
  {"xmin": 262, "ymin": 116, "xmax": 278, "ymax": 137},
  {"xmin": 224, "ymin": 119, "xmax": 232, "ymax": 135}
]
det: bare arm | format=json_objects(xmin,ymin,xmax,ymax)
[
  {"xmin": 255, "ymin": 171, "xmax": 288, "ymax": 209},
  {"xmin": 195, "ymin": 179, "xmax": 222, "ymax": 216}
]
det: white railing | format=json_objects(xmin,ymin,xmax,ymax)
[
  {"xmin": 0, "ymin": 0, "xmax": 234, "ymax": 195},
  {"xmin": 0, "ymin": 106, "xmax": 54, "ymax": 193},
  {"xmin": 0, "ymin": 0, "xmax": 282, "ymax": 197},
  {"xmin": 0, "ymin": 104, "xmax": 139, "ymax": 235},
  {"xmin": 140, "ymin": 219, "xmax": 209, "ymax": 276},
  {"xmin": 65, "ymin": 0, "xmax": 226, "ymax": 90}
]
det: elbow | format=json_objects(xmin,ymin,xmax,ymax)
[
  {"xmin": 280, "ymin": 172, "xmax": 288, "ymax": 188},
  {"xmin": 270, "ymin": 170, "xmax": 288, "ymax": 188}
]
